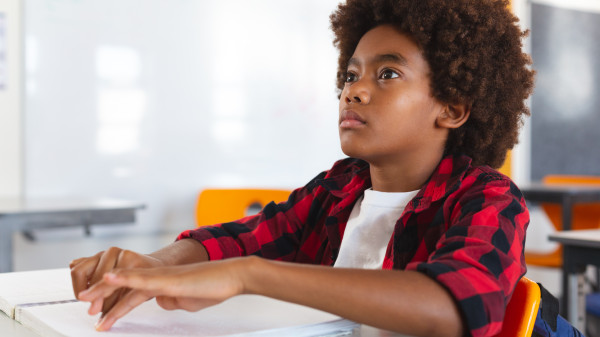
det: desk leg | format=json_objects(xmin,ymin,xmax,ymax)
[
  {"xmin": 568, "ymin": 273, "xmax": 586, "ymax": 331},
  {"xmin": 560, "ymin": 197, "xmax": 574, "ymax": 316},
  {"xmin": 561, "ymin": 197, "xmax": 573, "ymax": 231},
  {"xmin": 0, "ymin": 225, "xmax": 13, "ymax": 273}
]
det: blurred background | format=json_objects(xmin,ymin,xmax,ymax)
[
  {"xmin": 1, "ymin": 0, "xmax": 344, "ymax": 256},
  {"xmin": 1, "ymin": 0, "xmax": 599, "ymax": 314}
]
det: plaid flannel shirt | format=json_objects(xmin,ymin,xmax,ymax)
[{"xmin": 178, "ymin": 154, "xmax": 529, "ymax": 337}]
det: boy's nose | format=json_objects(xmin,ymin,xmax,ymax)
[{"xmin": 344, "ymin": 83, "xmax": 370, "ymax": 105}]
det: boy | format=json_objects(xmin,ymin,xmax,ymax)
[{"xmin": 72, "ymin": 0, "xmax": 535, "ymax": 336}]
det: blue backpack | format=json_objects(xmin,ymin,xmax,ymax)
[{"xmin": 532, "ymin": 283, "xmax": 586, "ymax": 337}]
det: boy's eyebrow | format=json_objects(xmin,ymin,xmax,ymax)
[{"xmin": 347, "ymin": 53, "xmax": 409, "ymax": 68}]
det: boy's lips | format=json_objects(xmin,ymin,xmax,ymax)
[{"xmin": 339, "ymin": 110, "xmax": 367, "ymax": 128}]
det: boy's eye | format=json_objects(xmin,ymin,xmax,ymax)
[
  {"xmin": 380, "ymin": 69, "xmax": 399, "ymax": 80},
  {"xmin": 345, "ymin": 72, "xmax": 358, "ymax": 83}
]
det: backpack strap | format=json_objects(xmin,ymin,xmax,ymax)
[{"xmin": 538, "ymin": 282, "xmax": 559, "ymax": 331}]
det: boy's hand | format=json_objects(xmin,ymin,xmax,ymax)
[
  {"xmin": 77, "ymin": 258, "xmax": 248, "ymax": 331},
  {"xmin": 70, "ymin": 247, "xmax": 165, "ymax": 315}
]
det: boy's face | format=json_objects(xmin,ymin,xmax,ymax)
[{"xmin": 338, "ymin": 25, "xmax": 447, "ymax": 166}]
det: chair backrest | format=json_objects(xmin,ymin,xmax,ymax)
[
  {"xmin": 195, "ymin": 188, "xmax": 292, "ymax": 227},
  {"xmin": 496, "ymin": 276, "xmax": 541, "ymax": 337}
]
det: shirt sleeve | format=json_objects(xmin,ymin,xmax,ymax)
[
  {"xmin": 410, "ymin": 174, "xmax": 529, "ymax": 337},
  {"xmin": 176, "ymin": 172, "xmax": 326, "ymax": 261}
]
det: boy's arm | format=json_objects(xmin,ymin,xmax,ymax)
[
  {"xmin": 248, "ymin": 258, "xmax": 464, "ymax": 337},
  {"xmin": 80, "ymin": 256, "xmax": 463, "ymax": 337},
  {"xmin": 147, "ymin": 238, "xmax": 209, "ymax": 265}
]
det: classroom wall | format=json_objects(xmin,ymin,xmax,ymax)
[
  {"xmin": 23, "ymin": 0, "xmax": 344, "ymax": 234},
  {"xmin": 0, "ymin": 0, "xmax": 23, "ymax": 198},
  {"xmin": 16, "ymin": 0, "xmax": 536, "ymax": 235}
]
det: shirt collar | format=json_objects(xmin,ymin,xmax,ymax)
[
  {"xmin": 410, "ymin": 154, "xmax": 472, "ymax": 211},
  {"xmin": 317, "ymin": 155, "xmax": 473, "ymax": 211}
]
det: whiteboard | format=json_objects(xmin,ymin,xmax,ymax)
[{"xmin": 24, "ymin": 0, "xmax": 344, "ymax": 233}]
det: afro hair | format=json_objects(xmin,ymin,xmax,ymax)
[{"xmin": 330, "ymin": 0, "xmax": 535, "ymax": 168}]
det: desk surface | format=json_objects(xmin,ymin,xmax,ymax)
[
  {"xmin": 0, "ymin": 198, "xmax": 144, "ymax": 215},
  {"xmin": 521, "ymin": 183, "xmax": 600, "ymax": 203},
  {"xmin": 0, "ymin": 311, "xmax": 38, "ymax": 337},
  {"xmin": 549, "ymin": 229, "xmax": 600, "ymax": 248},
  {"xmin": 0, "ymin": 310, "xmax": 407, "ymax": 337}
]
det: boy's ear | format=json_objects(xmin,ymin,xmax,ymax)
[{"xmin": 436, "ymin": 103, "xmax": 470, "ymax": 129}]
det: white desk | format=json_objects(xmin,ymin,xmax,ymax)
[
  {"xmin": 0, "ymin": 308, "xmax": 407, "ymax": 337},
  {"xmin": 0, "ymin": 198, "xmax": 144, "ymax": 272},
  {"xmin": 0, "ymin": 266, "xmax": 410, "ymax": 337},
  {"xmin": 549, "ymin": 229, "xmax": 600, "ymax": 331},
  {"xmin": 1, "ymin": 311, "xmax": 38, "ymax": 337}
]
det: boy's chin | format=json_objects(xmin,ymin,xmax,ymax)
[
  {"xmin": 340, "ymin": 146, "xmax": 356, "ymax": 158},
  {"xmin": 340, "ymin": 146, "xmax": 366, "ymax": 161}
]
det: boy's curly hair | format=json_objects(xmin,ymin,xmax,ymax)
[{"xmin": 330, "ymin": 0, "xmax": 534, "ymax": 168}]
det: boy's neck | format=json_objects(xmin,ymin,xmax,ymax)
[{"xmin": 368, "ymin": 150, "xmax": 444, "ymax": 193}]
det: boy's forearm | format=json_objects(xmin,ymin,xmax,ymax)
[
  {"xmin": 148, "ymin": 238, "xmax": 209, "ymax": 266},
  {"xmin": 243, "ymin": 257, "xmax": 464, "ymax": 337}
]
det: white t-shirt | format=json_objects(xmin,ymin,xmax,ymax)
[{"xmin": 333, "ymin": 188, "xmax": 419, "ymax": 269}]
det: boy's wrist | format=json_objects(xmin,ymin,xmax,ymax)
[
  {"xmin": 148, "ymin": 238, "xmax": 209, "ymax": 266},
  {"xmin": 238, "ymin": 255, "xmax": 269, "ymax": 296}
]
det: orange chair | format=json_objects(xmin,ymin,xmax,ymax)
[
  {"xmin": 195, "ymin": 188, "xmax": 292, "ymax": 227},
  {"xmin": 525, "ymin": 175, "xmax": 600, "ymax": 268},
  {"xmin": 496, "ymin": 276, "xmax": 541, "ymax": 337}
]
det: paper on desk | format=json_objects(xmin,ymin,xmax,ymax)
[
  {"xmin": 18, "ymin": 295, "xmax": 359, "ymax": 337},
  {"xmin": 0, "ymin": 268, "xmax": 75, "ymax": 318}
]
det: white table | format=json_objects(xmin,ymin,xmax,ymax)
[
  {"xmin": 0, "ymin": 311, "xmax": 38, "ymax": 337},
  {"xmin": 0, "ymin": 198, "xmax": 144, "ymax": 272},
  {"xmin": 0, "ymin": 309, "xmax": 407, "ymax": 337},
  {"xmin": 549, "ymin": 229, "xmax": 600, "ymax": 331}
]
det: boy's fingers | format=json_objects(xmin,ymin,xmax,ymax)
[
  {"xmin": 78, "ymin": 280, "xmax": 122, "ymax": 302},
  {"xmin": 89, "ymin": 248, "xmax": 122, "ymax": 285},
  {"xmin": 70, "ymin": 251, "xmax": 103, "ymax": 298},
  {"xmin": 104, "ymin": 270, "xmax": 167, "ymax": 293},
  {"xmin": 95, "ymin": 289, "xmax": 152, "ymax": 331},
  {"xmin": 101, "ymin": 287, "xmax": 128, "ymax": 317},
  {"xmin": 69, "ymin": 257, "xmax": 87, "ymax": 268},
  {"xmin": 87, "ymin": 296, "xmax": 105, "ymax": 316}
]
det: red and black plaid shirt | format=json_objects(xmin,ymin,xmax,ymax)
[{"xmin": 178, "ymin": 155, "xmax": 529, "ymax": 337}]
